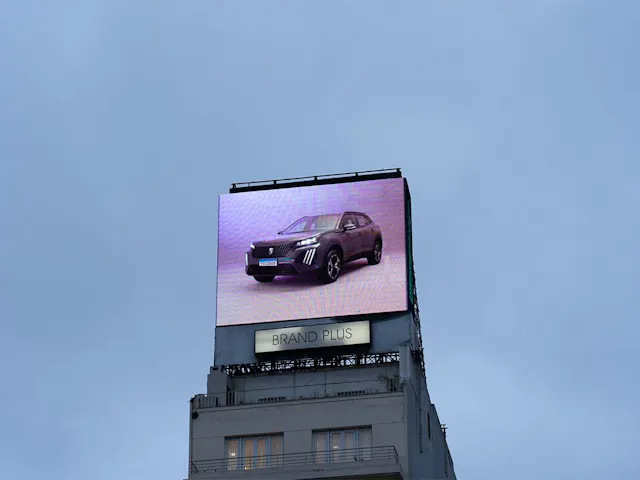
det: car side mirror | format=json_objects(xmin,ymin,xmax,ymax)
[{"xmin": 344, "ymin": 224, "xmax": 356, "ymax": 231}]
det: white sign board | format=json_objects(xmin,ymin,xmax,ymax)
[{"xmin": 255, "ymin": 320, "xmax": 370, "ymax": 353}]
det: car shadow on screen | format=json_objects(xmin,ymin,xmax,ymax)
[{"xmin": 246, "ymin": 258, "xmax": 373, "ymax": 291}]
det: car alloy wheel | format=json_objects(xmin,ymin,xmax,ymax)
[
  {"xmin": 368, "ymin": 241, "xmax": 382, "ymax": 265},
  {"xmin": 374, "ymin": 243, "xmax": 382, "ymax": 262},
  {"xmin": 327, "ymin": 253, "xmax": 341, "ymax": 280}
]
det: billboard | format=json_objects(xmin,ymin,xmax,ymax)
[
  {"xmin": 216, "ymin": 177, "xmax": 408, "ymax": 326},
  {"xmin": 254, "ymin": 320, "xmax": 371, "ymax": 353}
]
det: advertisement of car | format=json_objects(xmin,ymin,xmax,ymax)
[{"xmin": 216, "ymin": 177, "xmax": 408, "ymax": 326}]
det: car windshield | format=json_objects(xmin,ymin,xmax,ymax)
[{"xmin": 282, "ymin": 214, "xmax": 341, "ymax": 234}]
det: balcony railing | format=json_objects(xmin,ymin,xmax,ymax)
[
  {"xmin": 190, "ymin": 445, "xmax": 398, "ymax": 474},
  {"xmin": 193, "ymin": 377, "xmax": 402, "ymax": 409}
]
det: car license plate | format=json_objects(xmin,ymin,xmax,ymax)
[{"xmin": 259, "ymin": 259, "xmax": 277, "ymax": 267}]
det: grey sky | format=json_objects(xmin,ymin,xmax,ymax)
[{"xmin": 1, "ymin": 1, "xmax": 638, "ymax": 479}]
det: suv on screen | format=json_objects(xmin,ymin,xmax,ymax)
[{"xmin": 245, "ymin": 212, "xmax": 383, "ymax": 284}]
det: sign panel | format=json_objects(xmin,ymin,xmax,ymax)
[
  {"xmin": 216, "ymin": 177, "xmax": 408, "ymax": 326},
  {"xmin": 255, "ymin": 320, "xmax": 371, "ymax": 353}
]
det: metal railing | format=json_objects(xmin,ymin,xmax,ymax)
[
  {"xmin": 231, "ymin": 168, "xmax": 401, "ymax": 189},
  {"xmin": 193, "ymin": 377, "xmax": 402, "ymax": 409},
  {"xmin": 190, "ymin": 445, "xmax": 398, "ymax": 474},
  {"xmin": 222, "ymin": 352, "xmax": 400, "ymax": 375},
  {"xmin": 229, "ymin": 168, "xmax": 402, "ymax": 193}
]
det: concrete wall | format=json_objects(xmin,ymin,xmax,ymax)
[
  {"xmin": 227, "ymin": 363, "xmax": 400, "ymax": 401},
  {"xmin": 191, "ymin": 393, "xmax": 407, "ymax": 472},
  {"xmin": 193, "ymin": 360, "xmax": 455, "ymax": 480},
  {"xmin": 197, "ymin": 312, "xmax": 456, "ymax": 480},
  {"xmin": 403, "ymin": 356, "xmax": 456, "ymax": 480}
]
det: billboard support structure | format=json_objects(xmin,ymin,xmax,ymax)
[
  {"xmin": 230, "ymin": 168, "xmax": 401, "ymax": 193},
  {"xmin": 221, "ymin": 352, "xmax": 400, "ymax": 376}
]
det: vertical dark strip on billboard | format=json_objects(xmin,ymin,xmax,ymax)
[{"xmin": 404, "ymin": 179, "xmax": 416, "ymax": 309}]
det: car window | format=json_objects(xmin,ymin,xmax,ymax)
[
  {"xmin": 282, "ymin": 217, "xmax": 310, "ymax": 234},
  {"xmin": 355, "ymin": 215, "xmax": 370, "ymax": 227},
  {"xmin": 283, "ymin": 214, "xmax": 340, "ymax": 234},
  {"xmin": 340, "ymin": 215, "xmax": 357, "ymax": 229},
  {"xmin": 308, "ymin": 214, "xmax": 340, "ymax": 231}
]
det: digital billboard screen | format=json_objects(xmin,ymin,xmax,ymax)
[{"xmin": 216, "ymin": 177, "xmax": 408, "ymax": 326}]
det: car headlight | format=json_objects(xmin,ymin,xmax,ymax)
[{"xmin": 296, "ymin": 237, "xmax": 319, "ymax": 247}]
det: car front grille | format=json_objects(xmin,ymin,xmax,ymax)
[{"xmin": 252, "ymin": 243, "xmax": 295, "ymax": 258}]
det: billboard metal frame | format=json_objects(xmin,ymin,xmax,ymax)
[{"xmin": 229, "ymin": 168, "xmax": 402, "ymax": 193}]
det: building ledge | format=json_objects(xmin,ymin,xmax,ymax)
[
  {"xmin": 193, "ymin": 377, "xmax": 402, "ymax": 411},
  {"xmin": 190, "ymin": 446, "xmax": 404, "ymax": 480}
]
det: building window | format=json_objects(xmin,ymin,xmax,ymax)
[
  {"xmin": 225, "ymin": 434, "xmax": 283, "ymax": 470},
  {"xmin": 312, "ymin": 427, "xmax": 372, "ymax": 463},
  {"xmin": 427, "ymin": 412, "xmax": 431, "ymax": 441}
]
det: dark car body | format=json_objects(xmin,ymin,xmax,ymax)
[{"xmin": 245, "ymin": 212, "xmax": 383, "ymax": 283}]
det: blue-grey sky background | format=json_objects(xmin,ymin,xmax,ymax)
[{"xmin": 1, "ymin": 1, "xmax": 638, "ymax": 479}]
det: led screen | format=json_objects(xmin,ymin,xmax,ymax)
[{"xmin": 216, "ymin": 177, "xmax": 408, "ymax": 326}]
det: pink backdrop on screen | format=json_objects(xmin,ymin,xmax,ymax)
[{"xmin": 216, "ymin": 178, "xmax": 408, "ymax": 326}]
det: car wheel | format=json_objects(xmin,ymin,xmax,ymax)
[
  {"xmin": 254, "ymin": 276, "xmax": 275, "ymax": 283},
  {"xmin": 319, "ymin": 249, "xmax": 342, "ymax": 283},
  {"xmin": 368, "ymin": 240, "xmax": 382, "ymax": 265}
]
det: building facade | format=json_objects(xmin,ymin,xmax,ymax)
[{"xmin": 186, "ymin": 170, "xmax": 456, "ymax": 480}]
